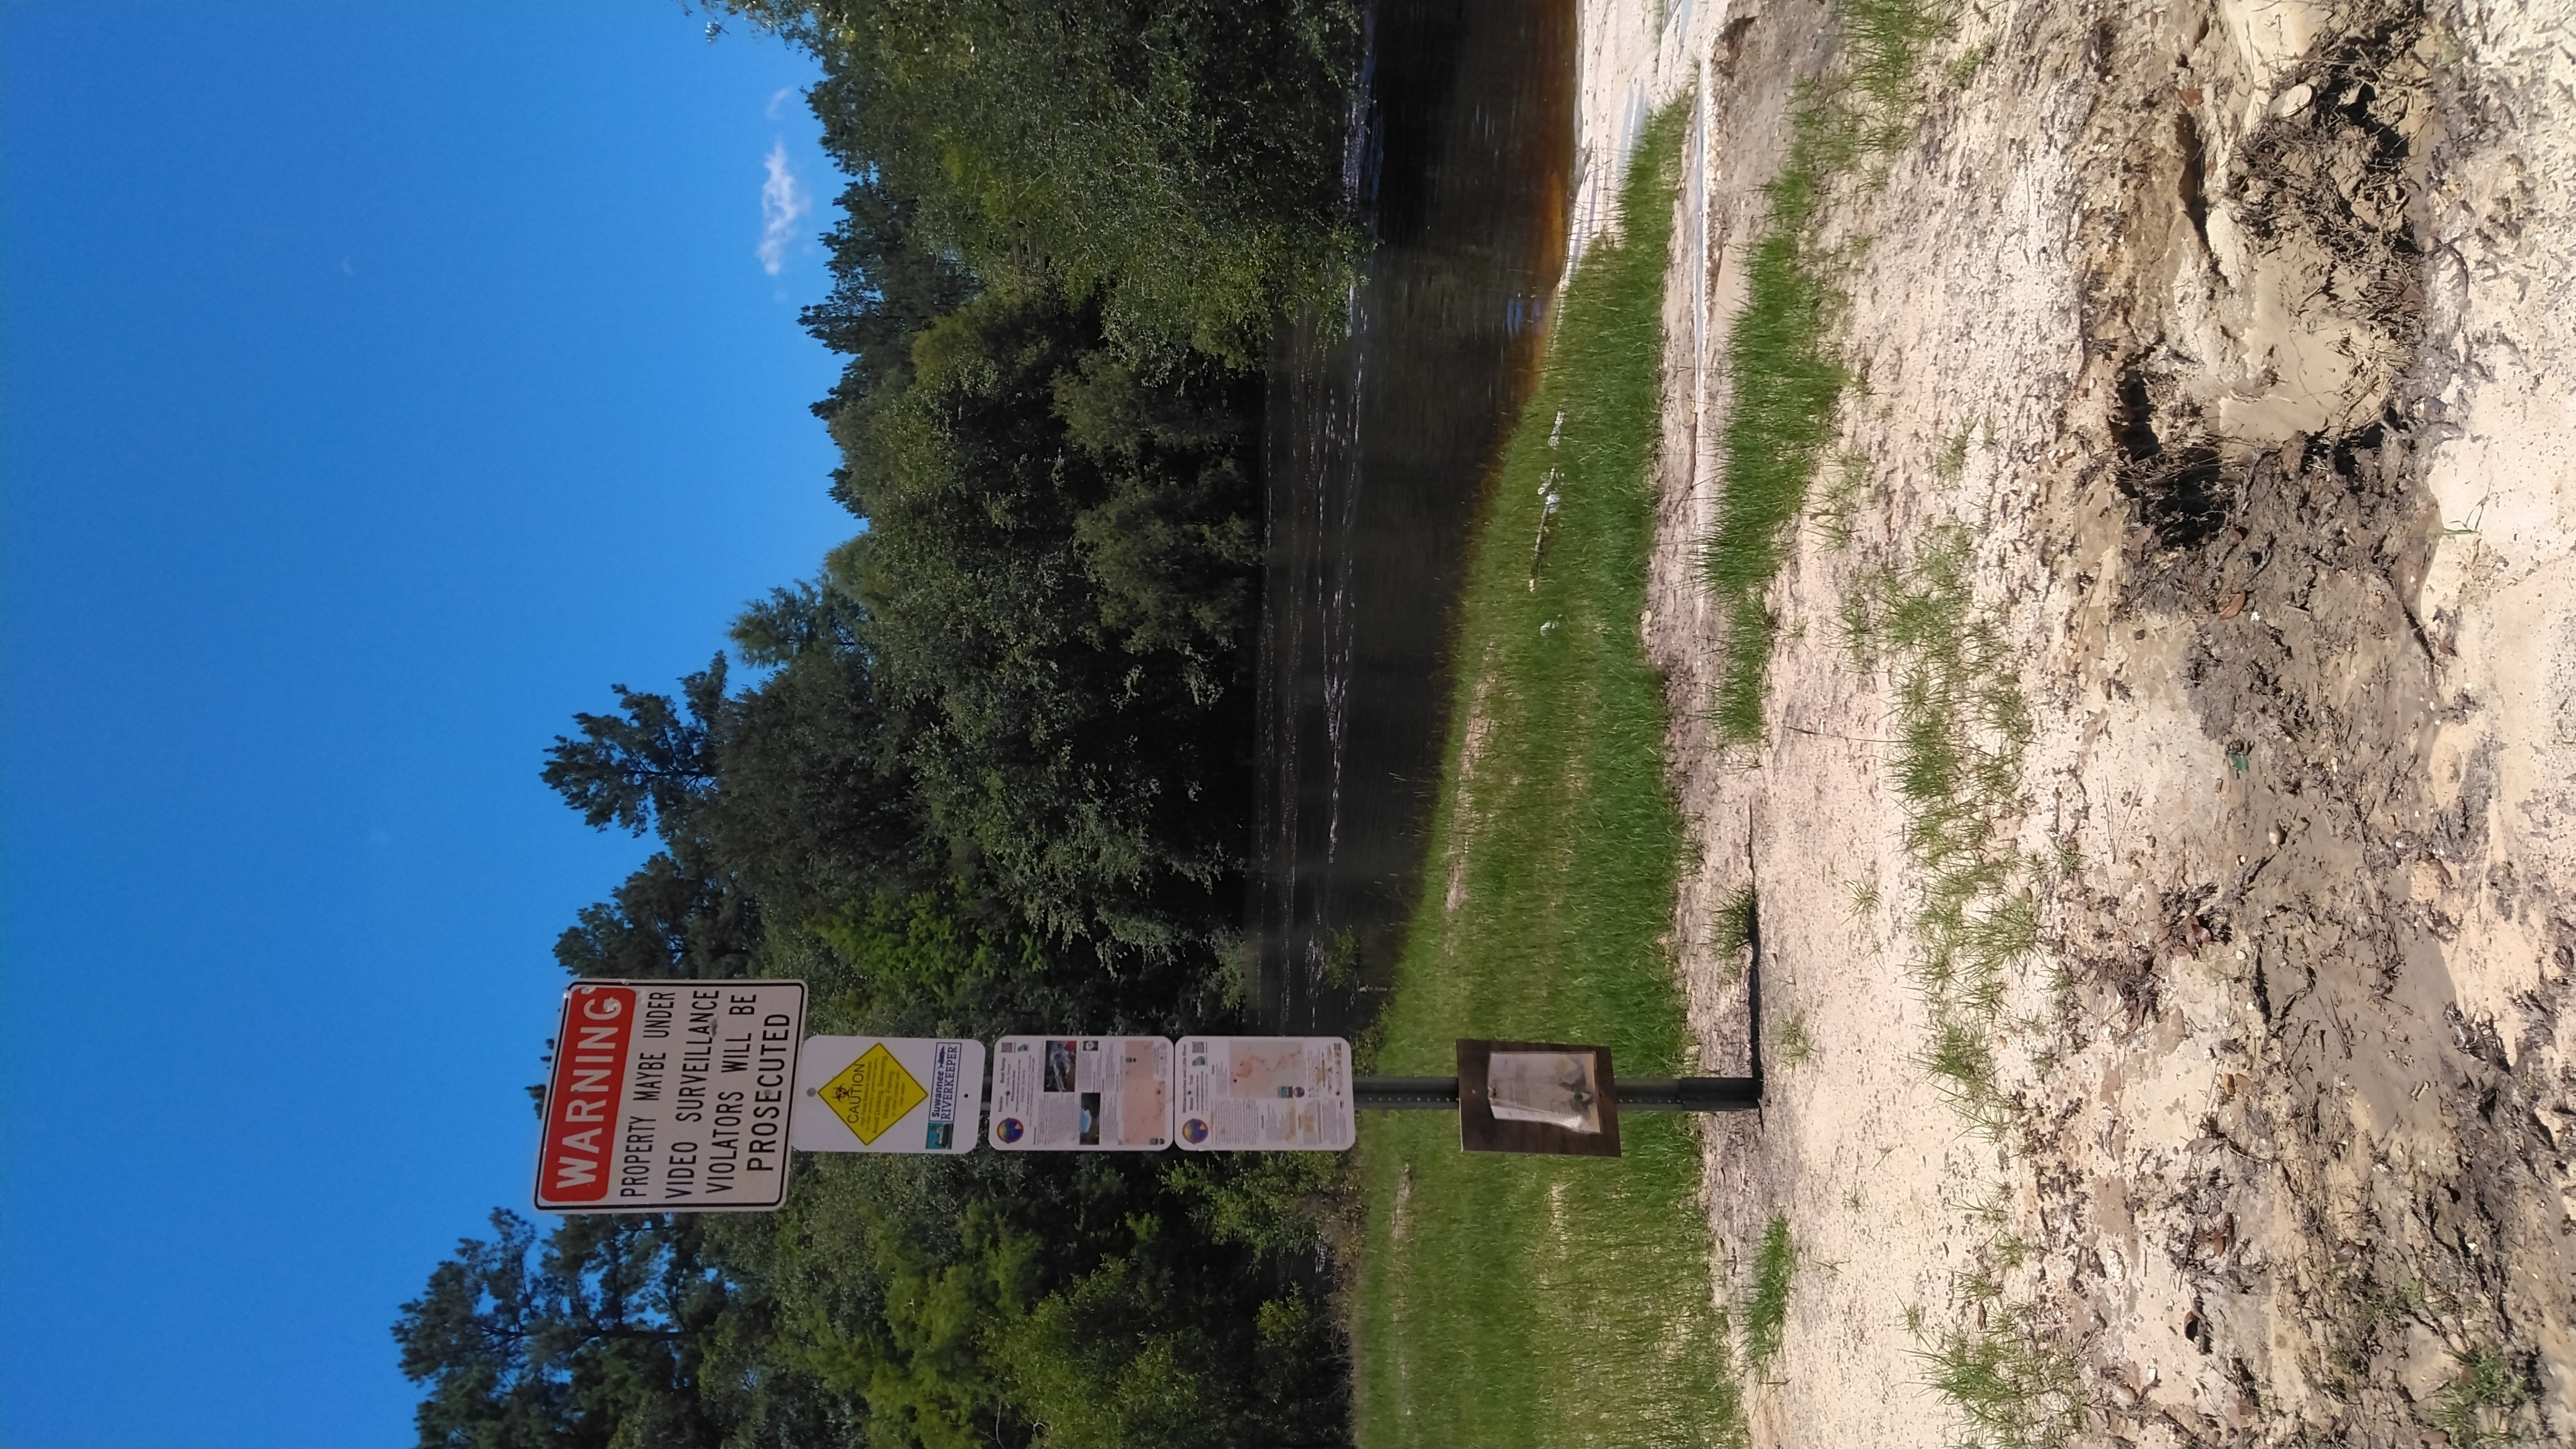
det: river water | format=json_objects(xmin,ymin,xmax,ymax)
[{"xmin": 1250, "ymin": 0, "xmax": 1576, "ymax": 1034}]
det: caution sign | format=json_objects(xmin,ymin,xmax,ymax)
[
  {"xmin": 793, "ymin": 1037, "xmax": 984, "ymax": 1155},
  {"xmin": 533, "ymin": 980, "xmax": 806, "ymax": 1213},
  {"xmin": 821, "ymin": 1044, "xmax": 926, "ymax": 1142}
]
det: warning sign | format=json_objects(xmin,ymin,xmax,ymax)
[
  {"xmin": 792, "ymin": 1037, "xmax": 983, "ymax": 1155},
  {"xmin": 533, "ymin": 980, "xmax": 806, "ymax": 1213}
]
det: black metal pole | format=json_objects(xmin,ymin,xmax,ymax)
[
  {"xmin": 1614, "ymin": 1076, "xmax": 1760, "ymax": 1112},
  {"xmin": 1351, "ymin": 1076, "xmax": 1760, "ymax": 1112},
  {"xmin": 1349, "ymin": 1076, "xmax": 1460, "ymax": 1110}
]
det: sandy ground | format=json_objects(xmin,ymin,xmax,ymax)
[{"xmin": 1567, "ymin": 1, "xmax": 2576, "ymax": 1443}]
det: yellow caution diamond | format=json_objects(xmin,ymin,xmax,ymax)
[{"xmin": 818, "ymin": 1043, "xmax": 927, "ymax": 1145}]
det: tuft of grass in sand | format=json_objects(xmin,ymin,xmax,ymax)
[
  {"xmin": 1846, "ymin": 869, "xmax": 1882, "ymax": 918},
  {"xmin": 1773, "ymin": 1012, "xmax": 1816, "ymax": 1069},
  {"xmin": 1811, "ymin": 451, "xmax": 1873, "ymax": 551},
  {"xmin": 1912, "ymin": 1299, "xmax": 2087, "ymax": 1449},
  {"xmin": 1713, "ymin": 881, "xmax": 1759, "ymax": 982},
  {"xmin": 1848, "ymin": 528, "xmax": 2074, "ymax": 1434},
  {"xmin": 1744, "ymin": 1216, "xmax": 1800, "ymax": 1370},
  {"xmin": 1700, "ymin": 0, "xmax": 1952, "ymax": 743},
  {"xmin": 1348, "ymin": 101, "xmax": 1748, "ymax": 1449},
  {"xmin": 2421, "ymin": 1346, "xmax": 2534, "ymax": 1448},
  {"xmin": 1841, "ymin": 523, "xmax": 2035, "ymax": 1134}
]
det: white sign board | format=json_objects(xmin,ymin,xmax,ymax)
[
  {"xmin": 533, "ymin": 980, "xmax": 806, "ymax": 1213},
  {"xmin": 988, "ymin": 1036, "xmax": 1173, "ymax": 1150},
  {"xmin": 1177, "ymin": 1037, "xmax": 1355, "ymax": 1150},
  {"xmin": 792, "ymin": 1036, "xmax": 985, "ymax": 1154}
]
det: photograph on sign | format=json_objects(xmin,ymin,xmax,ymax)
[
  {"xmin": 1176, "ymin": 1037, "xmax": 1354, "ymax": 1151},
  {"xmin": 988, "ymin": 1035, "xmax": 1173, "ymax": 1151},
  {"xmin": 533, "ymin": 980, "xmax": 807, "ymax": 1212},
  {"xmin": 793, "ymin": 1037, "xmax": 985, "ymax": 1154},
  {"xmin": 1456, "ymin": 1038, "xmax": 1621, "ymax": 1157}
]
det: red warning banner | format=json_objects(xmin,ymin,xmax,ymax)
[
  {"xmin": 531, "ymin": 980, "xmax": 806, "ymax": 1213},
  {"xmin": 536, "ymin": 983, "xmax": 635, "ymax": 1207}
]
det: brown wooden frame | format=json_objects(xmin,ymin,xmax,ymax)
[{"xmin": 1455, "ymin": 1038, "xmax": 1621, "ymax": 1157}]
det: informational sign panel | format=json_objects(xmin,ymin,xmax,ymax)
[
  {"xmin": 792, "ymin": 1036, "xmax": 985, "ymax": 1154},
  {"xmin": 1176, "ymin": 1037, "xmax": 1355, "ymax": 1151},
  {"xmin": 533, "ymin": 980, "xmax": 807, "ymax": 1212},
  {"xmin": 988, "ymin": 1036, "xmax": 1173, "ymax": 1151}
]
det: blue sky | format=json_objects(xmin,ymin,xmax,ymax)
[{"xmin": 1, "ymin": 7, "xmax": 849, "ymax": 1445}]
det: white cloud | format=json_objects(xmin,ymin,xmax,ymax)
[
  {"xmin": 757, "ymin": 140, "xmax": 810, "ymax": 276},
  {"xmin": 765, "ymin": 86, "xmax": 795, "ymax": 120}
]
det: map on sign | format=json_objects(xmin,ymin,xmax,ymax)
[
  {"xmin": 1175, "ymin": 1037, "xmax": 1354, "ymax": 1151},
  {"xmin": 988, "ymin": 1036, "xmax": 1172, "ymax": 1151},
  {"xmin": 533, "ymin": 980, "xmax": 806, "ymax": 1213},
  {"xmin": 792, "ymin": 1037, "xmax": 984, "ymax": 1155}
]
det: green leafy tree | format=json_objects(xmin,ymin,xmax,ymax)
[
  {"xmin": 542, "ymin": 659, "xmax": 761, "ymax": 981},
  {"xmin": 541, "ymin": 658, "xmax": 729, "ymax": 840},
  {"xmin": 800, "ymin": 173, "xmax": 977, "ymax": 427},
  {"xmin": 414, "ymin": 7, "xmax": 1368, "ymax": 1445},
  {"xmin": 843, "ymin": 290, "xmax": 1260, "ymax": 967},
  {"xmin": 394, "ymin": 1212, "xmax": 738, "ymax": 1449},
  {"xmin": 993, "ymin": 1214, "xmax": 1347, "ymax": 1449},
  {"xmin": 743, "ymin": 0, "xmax": 1363, "ymax": 365},
  {"xmin": 706, "ymin": 575, "xmax": 922, "ymax": 930},
  {"xmin": 552, "ymin": 849, "xmax": 758, "ymax": 981},
  {"xmin": 766, "ymin": 1202, "xmax": 1041, "ymax": 1449}
]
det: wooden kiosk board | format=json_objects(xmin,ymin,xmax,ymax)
[
  {"xmin": 1456, "ymin": 1038, "xmax": 1621, "ymax": 1157},
  {"xmin": 793, "ymin": 1037, "xmax": 986, "ymax": 1154},
  {"xmin": 534, "ymin": 980, "xmax": 807, "ymax": 1212},
  {"xmin": 988, "ymin": 1036, "xmax": 1175, "ymax": 1151}
]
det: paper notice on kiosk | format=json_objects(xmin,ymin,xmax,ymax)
[
  {"xmin": 988, "ymin": 1037, "xmax": 1173, "ymax": 1150},
  {"xmin": 793, "ymin": 1037, "xmax": 984, "ymax": 1154},
  {"xmin": 1175, "ymin": 1037, "xmax": 1354, "ymax": 1151}
]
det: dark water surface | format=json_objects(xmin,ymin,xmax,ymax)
[{"xmin": 1251, "ymin": 0, "xmax": 1576, "ymax": 1034}]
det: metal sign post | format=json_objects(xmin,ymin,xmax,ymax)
[
  {"xmin": 1348, "ymin": 1074, "xmax": 1760, "ymax": 1112},
  {"xmin": 527, "ymin": 990, "xmax": 1769, "ymax": 1211},
  {"xmin": 1349, "ymin": 1040, "xmax": 1760, "ymax": 1157}
]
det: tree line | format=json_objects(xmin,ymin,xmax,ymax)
[{"xmin": 393, "ymin": 4, "xmax": 1367, "ymax": 1445}]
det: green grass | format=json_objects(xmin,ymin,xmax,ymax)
[
  {"xmin": 2421, "ymin": 1346, "xmax": 2533, "ymax": 1447},
  {"xmin": 1713, "ymin": 882, "xmax": 1759, "ymax": 981},
  {"xmin": 1744, "ymin": 1217, "xmax": 1799, "ymax": 1369},
  {"xmin": 1846, "ymin": 868, "xmax": 1882, "ymax": 919},
  {"xmin": 1700, "ymin": 0, "xmax": 1954, "ymax": 743},
  {"xmin": 1841, "ymin": 524, "xmax": 2035, "ymax": 1137},
  {"xmin": 1773, "ymin": 1012, "xmax": 1816, "ymax": 1068},
  {"xmin": 1347, "ymin": 102, "xmax": 1747, "ymax": 1449},
  {"xmin": 1912, "ymin": 1307, "xmax": 2086, "ymax": 1449}
]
